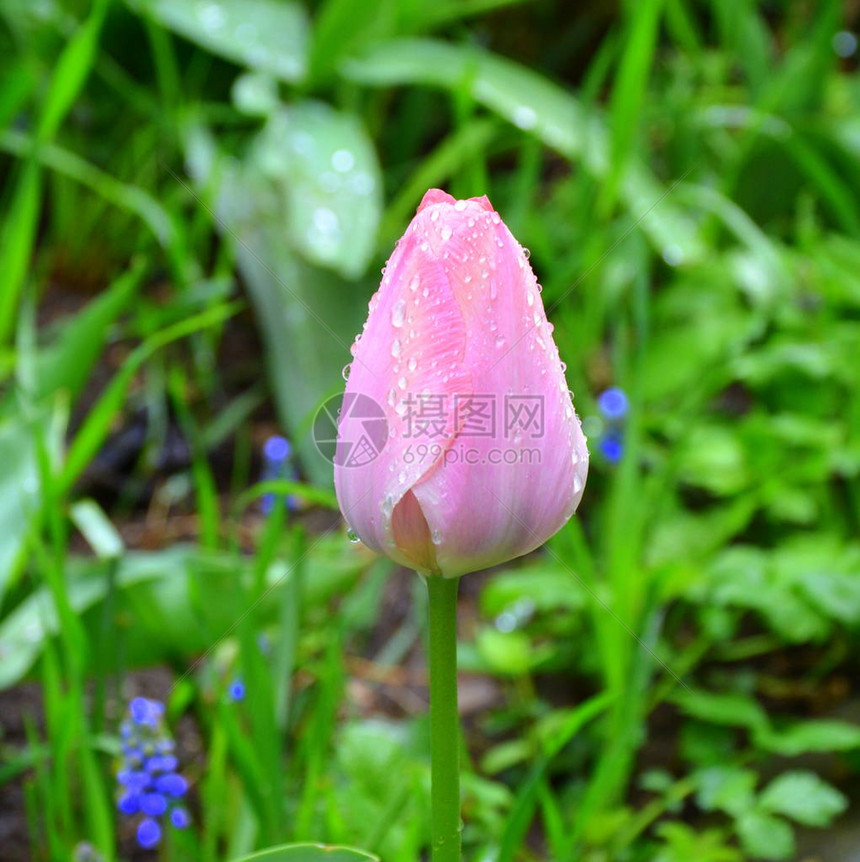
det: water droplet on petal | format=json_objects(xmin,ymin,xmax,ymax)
[
  {"xmin": 346, "ymin": 526, "xmax": 361, "ymax": 543},
  {"xmin": 341, "ymin": 363, "xmax": 351, "ymax": 381},
  {"xmin": 391, "ymin": 339, "xmax": 401, "ymax": 358},
  {"xmin": 527, "ymin": 292, "xmax": 534, "ymax": 307},
  {"xmin": 398, "ymin": 376, "xmax": 408, "ymax": 389},
  {"xmin": 454, "ymin": 200, "xmax": 468, "ymax": 211},
  {"xmin": 440, "ymin": 225, "xmax": 452, "ymax": 241},
  {"xmin": 408, "ymin": 356, "xmax": 417, "ymax": 372},
  {"xmin": 391, "ymin": 299, "xmax": 406, "ymax": 328}
]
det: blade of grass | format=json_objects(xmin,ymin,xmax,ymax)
[{"xmin": 0, "ymin": 0, "xmax": 110, "ymax": 344}]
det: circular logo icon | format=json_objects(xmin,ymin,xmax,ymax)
[{"xmin": 313, "ymin": 393, "xmax": 388, "ymax": 467}]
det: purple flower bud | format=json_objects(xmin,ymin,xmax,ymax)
[
  {"xmin": 597, "ymin": 387, "xmax": 629, "ymax": 420},
  {"xmin": 117, "ymin": 792, "xmax": 140, "ymax": 815},
  {"xmin": 155, "ymin": 772, "xmax": 188, "ymax": 797},
  {"xmin": 137, "ymin": 817, "xmax": 162, "ymax": 849},
  {"xmin": 264, "ymin": 435, "xmax": 291, "ymax": 462},
  {"xmin": 600, "ymin": 433, "xmax": 624, "ymax": 463},
  {"xmin": 145, "ymin": 754, "xmax": 178, "ymax": 773},
  {"xmin": 130, "ymin": 697, "xmax": 164, "ymax": 727},
  {"xmin": 141, "ymin": 792, "xmax": 168, "ymax": 816},
  {"xmin": 228, "ymin": 677, "xmax": 246, "ymax": 702},
  {"xmin": 170, "ymin": 807, "xmax": 190, "ymax": 829},
  {"xmin": 118, "ymin": 770, "xmax": 151, "ymax": 791}
]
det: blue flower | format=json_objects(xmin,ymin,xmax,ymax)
[
  {"xmin": 228, "ymin": 677, "xmax": 246, "ymax": 702},
  {"xmin": 170, "ymin": 807, "xmax": 190, "ymax": 829},
  {"xmin": 146, "ymin": 754, "xmax": 178, "ymax": 773},
  {"xmin": 116, "ymin": 697, "xmax": 190, "ymax": 847},
  {"xmin": 129, "ymin": 697, "xmax": 164, "ymax": 727},
  {"xmin": 141, "ymin": 793, "xmax": 168, "ymax": 817},
  {"xmin": 155, "ymin": 772, "xmax": 188, "ymax": 798},
  {"xmin": 117, "ymin": 792, "xmax": 140, "ymax": 815},
  {"xmin": 117, "ymin": 770, "xmax": 151, "ymax": 790},
  {"xmin": 597, "ymin": 387, "xmax": 629, "ymax": 420},
  {"xmin": 600, "ymin": 432, "xmax": 624, "ymax": 463},
  {"xmin": 261, "ymin": 435, "xmax": 298, "ymax": 513},
  {"xmin": 137, "ymin": 818, "xmax": 161, "ymax": 849}
]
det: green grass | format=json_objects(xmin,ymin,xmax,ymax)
[{"xmin": 1, "ymin": 0, "xmax": 860, "ymax": 860}]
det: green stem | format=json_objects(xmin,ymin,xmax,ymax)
[{"xmin": 426, "ymin": 575, "xmax": 462, "ymax": 861}]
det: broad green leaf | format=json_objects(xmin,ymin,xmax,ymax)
[
  {"xmin": 759, "ymin": 770, "xmax": 847, "ymax": 827},
  {"xmin": 671, "ymin": 689, "xmax": 769, "ymax": 731},
  {"xmin": 735, "ymin": 811, "xmax": 794, "ymax": 860},
  {"xmin": 0, "ymin": 413, "xmax": 40, "ymax": 603},
  {"xmin": 342, "ymin": 38, "xmax": 704, "ymax": 262},
  {"xmin": 232, "ymin": 844, "xmax": 379, "ymax": 861},
  {"xmin": 695, "ymin": 766, "xmax": 757, "ymax": 817},
  {"xmin": 757, "ymin": 720, "xmax": 860, "ymax": 756},
  {"xmin": 131, "ymin": 0, "xmax": 309, "ymax": 82},
  {"xmin": 253, "ymin": 102, "xmax": 382, "ymax": 277}
]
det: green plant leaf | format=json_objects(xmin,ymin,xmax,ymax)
[
  {"xmin": 231, "ymin": 844, "xmax": 379, "ymax": 861},
  {"xmin": 695, "ymin": 767, "xmax": 757, "ymax": 817},
  {"xmin": 756, "ymin": 720, "xmax": 860, "ymax": 756},
  {"xmin": 735, "ymin": 811, "xmax": 794, "ymax": 860},
  {"xmin": 131, "ymin": 0, "xmax": 309, "ymax": 82},
  {"xmin": 759, "ymin": 770, "xmax": 847, "ymax": 827},
  {"xmin": 0, "ymin": 411, "xmax": 40, "ymax": 603},
  {"xmin": 252, "ymin": 102, "xmax": 382, "ymax": 278},
  {"xmin": 671, "ymin": 689, "xmax": 769, "ymax": 732}
]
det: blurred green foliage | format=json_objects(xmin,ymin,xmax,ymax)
[{"xmin": 2, "ymin": 0, "xmax": 860, "ymax": 859}]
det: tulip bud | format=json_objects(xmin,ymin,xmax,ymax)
[{"xmin": 335, "ymin": 189, "xmax": 588, "ymax": 577}]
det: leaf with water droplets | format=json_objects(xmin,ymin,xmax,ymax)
[
  {"xmin": 253, "ymin": 102, "xmax": 382, "ymax": 278},
  {"xmin": 131, "ymin": 0, "xmax": 310, "ymax": 82}
]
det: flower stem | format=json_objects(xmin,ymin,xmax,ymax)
[{"xmin": 427, "ymin": 575, "xmax": 461, "ymax": 861}]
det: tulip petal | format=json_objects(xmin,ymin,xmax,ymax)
[{"xmin": 335, "ymin": 214, "xmax": 472, "ymax": 569}]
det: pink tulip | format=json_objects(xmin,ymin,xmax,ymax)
[{"xmin": 334, "ymin": 189, "xmax": 588, "ymax": 578}]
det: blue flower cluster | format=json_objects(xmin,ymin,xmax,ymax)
[
  {"xmin": 597, "ymin": 387, "xmax": 628, "ymax": 463},
  {"xmin": 117, "ymin": 697, "xmax": 189, "ymax": 849}
]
